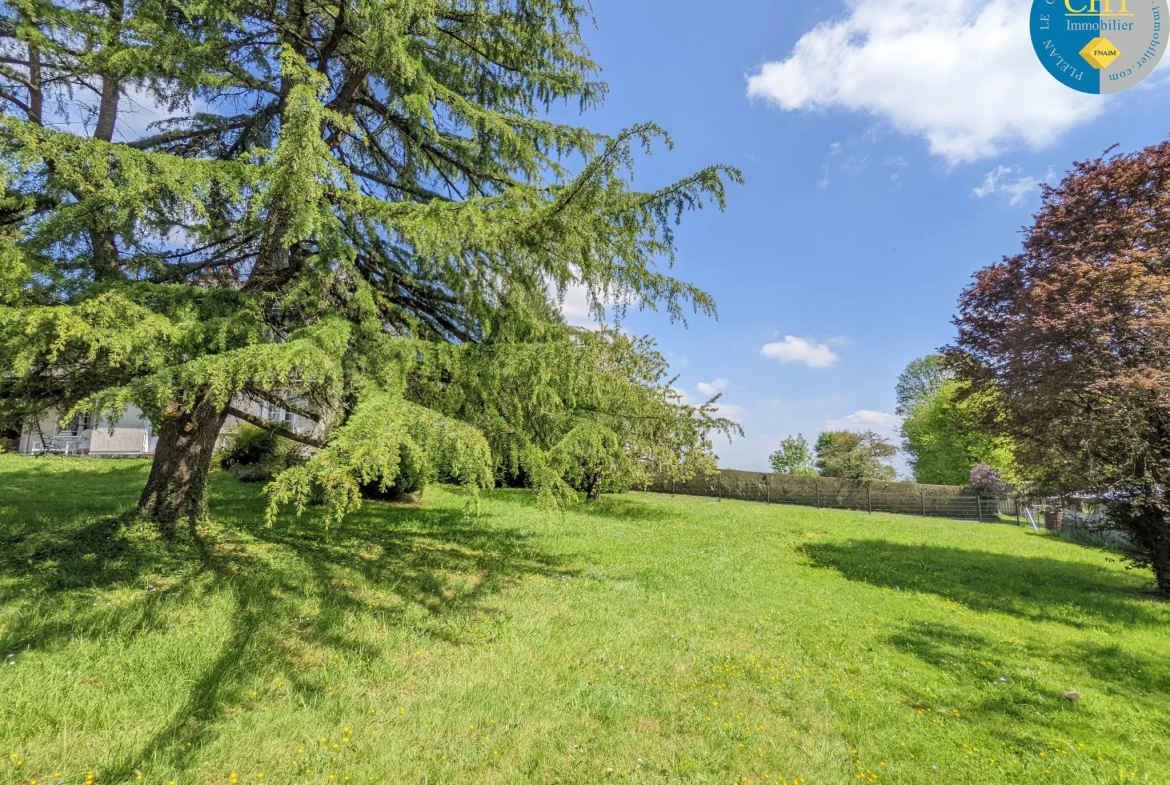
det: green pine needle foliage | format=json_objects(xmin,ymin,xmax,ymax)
[
  {"xmin": 265, "ymin": 388, "xmax": 494, "ymax": 526},
  {"xmin": 0, "ymin": 0, "xmax": 740, "ymax": 523}
]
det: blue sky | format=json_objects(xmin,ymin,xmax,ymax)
[{"xmin": 558, "ymin": 0, "xmax": 1170, "ymax": 475}]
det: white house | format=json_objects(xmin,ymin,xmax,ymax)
[{"xmin": 18, "ymin": 399, "xmax": 309, "ymax": 456}]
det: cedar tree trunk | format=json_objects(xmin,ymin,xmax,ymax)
[
  {"xmin": 584, "ymin": 468, "xmax": 604, "ymax": 502},
  {"xmin": 138, "ymin": 391, "xmax": 228, "ymax": 534}
]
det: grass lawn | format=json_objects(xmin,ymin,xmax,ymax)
[{"xmin": 1, "ymin": 456, "xmax": 1168, "ymax": 785}]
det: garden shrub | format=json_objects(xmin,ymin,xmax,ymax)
[
  {"xmin": 358, "ymin": 443, "xmax": 429, "ymax": 501},
  {"xmin": 218, "ymin": 425, "xmax": 305, "ymax": 482},
  {"xmin": 968, "ymin": 462, "xmax": 1010, "ymax": 498}
]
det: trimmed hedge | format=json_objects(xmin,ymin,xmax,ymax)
[{"xmin": 644, "ymin": 470, "xmax": 1004, "ymax": 521}]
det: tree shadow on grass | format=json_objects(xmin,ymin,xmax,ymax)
[
  {"xmin": 0, "ymin": 459, "xmax": 156, "ymax": 585},
  {"xmin": 1, "ymin": 465, "xmax": 576, "ymax": 782},
  {"xmin": 886, "ymin": 618, "xmax": 1170, "ymax": 745},
  {"xmin": 802, "ymin": 539, "xmax": 1168, "ymax": 629},
  {"xmin": 475, "ymin": 488, "xmax": 681, "ymax": 524},
  {"xmin": 0, "ymin": 518, "xmax": 206, "ymax": 654},
  {"xmin": 572, "ymin": 493, "xmax": 682, "ymax": 523},
  {"xmin": 239, "ymin": 496, "xmax": 577, "ymax": 646},
  {"xmin": 99, "ymin": 485, "xmax": 576, "ymax": 779},
  {"xmin": 1059, "ymin": 638, "xmax": 1170, "ymax": 701},
  {"xmin": 888, "ymin": 621, "xmax": 1063, "ymax": 726},
  {"xmin": 888, "ymin": 621, "xmax": 1092, "ymax": 754},
  {"xmin": 0, "ymin": 461, "xmax": 202, "ymax": 653}
]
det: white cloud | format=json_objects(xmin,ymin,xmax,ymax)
[
  {"xmin": 972, "ymin": 165, "xmax": 1050, "ymax": 206},
  {"xmin": 760, "ymin": 336, "xmax": 840, "ymax": 368},
  {"xmin": 817, "ymin": 163, "xmax": 832, "ymax": 189},
  {"xmin": 824, "ymin": 409, "xmax": 901, "ymax": 436},
  {"xmin": 713, "ymin": 402, "xmax": 746, "ymax": 422},
  {"xmin": 557, "ymin": 279, "xmax": 638, "ymax": 331},
  {"xmin": 818, "ymin": 141, "xmax": 841, "ymax": 188},
  {"xmin": 39, "ymin": 84, "xmax": 204, "ymax": 143},
  {"xmin": 114, "ymin": 88, "xmax": 189, "ymax": 141},
  {"xmin": 884, "ymin": 155, "xmax": 910, "ymax": 182},
  {"xmin": 696, "ymin": 378, "xmax": 730, "ymax": 396},
  {"xmin": 746, "ymin": 0, "xmax": 1103, "ymax": 165},
  {"xmin": 558, "ymin": 282, "xmax": 598, "ymax": 329},
  {"xmin": 674, "ymin": 383, "xmax": 744, "ymax": 423}
]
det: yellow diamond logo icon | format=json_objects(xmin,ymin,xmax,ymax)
[{"xmin": 1080, "ymin": 37, "xmax": 1121, "ymax": 69}]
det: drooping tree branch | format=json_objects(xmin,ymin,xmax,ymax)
[{"xmin": 225, "ymin": 405, "xmax": 324, "ymax": 448}]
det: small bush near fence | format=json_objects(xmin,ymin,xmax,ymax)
[{"xmin": 644, "ymin": 470, "xmax": 1004, "ymax": 521}]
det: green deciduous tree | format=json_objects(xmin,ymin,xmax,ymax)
[
  {"xmin": 0, "ymin": 0, "xmax": 739, "ymax": 530},
  {"xmin": 897, "ymin": 360, "xmax": 1016, "ymax": 485},
  {"xmin": 769, "ymin": 434, "xmax": 815, "ymax": 475},
  {"xmin": 814, "ymin": 430, "xmax": 896, "ymax": 482},
  {"xmin": 894, "ymin": 354, "xmax": 952, "ymax": 417}
]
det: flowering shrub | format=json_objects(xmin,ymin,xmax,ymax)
[{"xmin": 968, "ymin": 462, "xmax": 1009, "ymax": 497}]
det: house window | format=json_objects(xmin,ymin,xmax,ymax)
[
  {"xmin": 261, "ymin": 402, "xmax": 293, "ymax": 426},
  {"xmin": 61, "ymin": 412, "xmax": 92, "ymax": 435}
]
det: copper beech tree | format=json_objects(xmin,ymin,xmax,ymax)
[{"xmin": 951, "ymin": 141, "xmax": 1170, "ymax": 596}]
